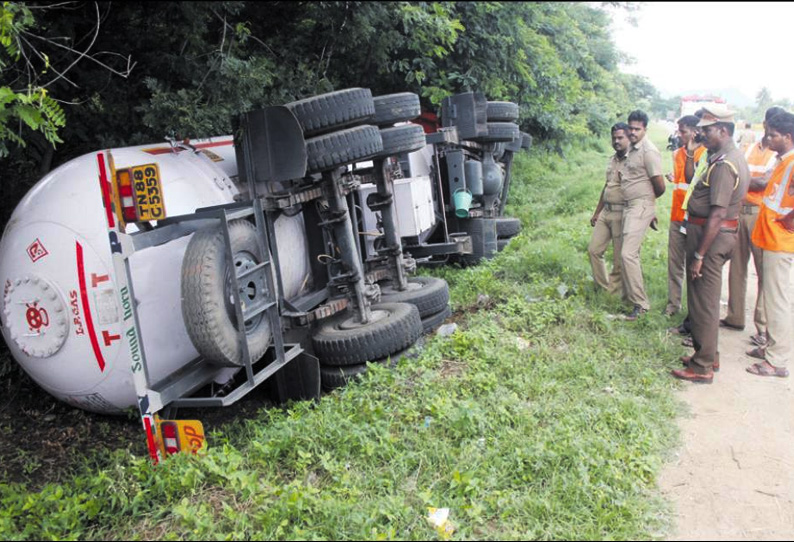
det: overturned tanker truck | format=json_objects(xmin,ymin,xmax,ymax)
[{"xmin": 0, "ymin": 88, "xmax": 524, "ymax": 461}]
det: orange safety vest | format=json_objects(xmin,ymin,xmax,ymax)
[
  {"xmin": 671, "ymin": 145, "xmax": 706, "ymax": 222},
  {"xmin": 744, "ymin": 141, "xmax": 777, "ymax": 206},
  {"xmin": 752, "ymin": 151, "xmax": 794, "ymax": 253}
]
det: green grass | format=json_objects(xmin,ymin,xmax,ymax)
[{"xmin": 0, "ymin": 126, "xmax": 686, "ymax": 540}]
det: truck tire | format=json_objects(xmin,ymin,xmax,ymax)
[
  {"xmin": 312, "ymin": 302, "xmax": 422, "ymax": 366},
  {"xmin": 377, "ymin": 124, "xmax": 426, "ymax": 158},
  {"xmin": 421, "ymin": 305, "xmax": 452, "ymax": 334},
  {"xmin": 320, "ymin": 361, "xmax": 387, "ymax": 391},
  {"xmin": 305, "ymin": 125, "xmax": 383, "ymax": 173},
  {"xmin": 495, "ymin": 217, "xmax": 521, "ymax": 239},
  {"xmin": 181, "ymin": 220, "xmax": 272, "ymax": 367},
  {"xmin": 378, "ymin": 276, "xmax": 449, "ymax": 318},
  {"xmin": 373, "ymin": 92, "xmax": 421, "ymax": 126},
  {"xmin": 469, "ymin": 122, "xmax": 520, "ymax": 143},
  {"xmin": 486, "ymin": 101, "xmax": 519, "ymax": 122},
  {"xmin": 285, "ymin": 88, "xmax": 375, "ymax": 137}
]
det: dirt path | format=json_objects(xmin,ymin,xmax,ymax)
[{"xmin": 660, "ymin": 264, "xmax": 794, "ymax": 540}]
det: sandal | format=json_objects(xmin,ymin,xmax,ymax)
[
  {"xmin": 746, "ymin": 346, "xmax": 766, "ymax": 360},
  {"xmin": 746, "ymin": 361, "xmax": 789, "ymax": 378},
  {"xmin": 681, "ymin": 336, "xmax": 693, "ymax": 347},
  {"xmin": 750, "ymin": 333, "xmax": 768, "ymax": 347}
]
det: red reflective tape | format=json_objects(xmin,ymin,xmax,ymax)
[
  {"xmin": 97, "ymin": 153, "xmax": 115, "ymax": 228},
  {"xmin": 142, "ymin": 139, "xmax": 233, "ymax": 155},
  {"xmin": 76, "ymin": 241, "xmax": 106, "ymax": 372},
  {"xmin": 143, "ymin": 416, "xmax": 160, "ymax": 464}
]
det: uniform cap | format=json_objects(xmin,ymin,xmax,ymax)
[{"xmin": 697, "ymin": 104, "xmax": 735, "ymax": 126}]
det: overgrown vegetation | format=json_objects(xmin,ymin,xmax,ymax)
[{"xmin": 0, "ymin": 127, "xmax": 687, "ymax": 540}]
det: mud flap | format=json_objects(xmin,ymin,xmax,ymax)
[{"xmin": 273, "ymin": 352, "xmax": 321, "ymax": 404}]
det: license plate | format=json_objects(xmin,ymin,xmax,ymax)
[{"xmin": 131, "ymin": 163, "xmax": 166, "ymax": 221}]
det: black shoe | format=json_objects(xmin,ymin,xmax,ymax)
[{"xmin": 624, "ymin": 305, "xmax": 648, "ymax": 321}]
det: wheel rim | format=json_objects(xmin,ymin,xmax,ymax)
[
  {"xmin": 380, "ymin": 281, "xmax": 424, "ymax": 296},
  {"xmin": 224, "ymin": 250, "xmax": 266, "ymax": 334},
  {"xmin": 336, "ymin": 309, "xmax": 390, "ymax": 330}
]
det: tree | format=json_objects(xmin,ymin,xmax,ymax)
[{"xmin": 0, "ymin": 2, "xmax": 65, "ymax": 158}]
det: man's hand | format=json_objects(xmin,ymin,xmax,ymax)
[
  {"xmin": 590, "ymin": 213, "xmax": 599, "ymax": 227},
  {"xmin": 665, "ymin": 173, "xmax": 673, "ymax": 183},
  {"xmin": 650, "ymin": 216, "xmax": 659, "ymax": 231},
  {"xmin": 690, "ymin": 258, "xmax": 703, "ymax": 280}
]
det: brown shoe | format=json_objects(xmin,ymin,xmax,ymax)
[
  {"xmin": 681, "ymin": 355, "xmax": 720, "ymax": 372},
  {"xmin": 671, "ymin": 367, "xmax": 714, "ymax": 384}
]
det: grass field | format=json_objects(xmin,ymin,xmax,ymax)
[{"xmin": 0, "ymin": 124, "xmax": 687, "ymax": 540}]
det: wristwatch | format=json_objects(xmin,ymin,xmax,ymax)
[{"xmin": 693, "ymin": 252, "xmax": 704, "ymax": 261}]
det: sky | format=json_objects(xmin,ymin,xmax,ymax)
[{"xmin": 607, "ymin": 2, "xmax": 794, "ymax": 107}]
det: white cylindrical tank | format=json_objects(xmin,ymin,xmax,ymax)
[{"xmin": 0, "ymin": 136, "xmax": 312, "ymax": 414}]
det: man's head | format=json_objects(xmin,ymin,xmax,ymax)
[
  {"xmin": 611, "ymin": 122, "xmax": 630, "ymax": 155},
  {"xmin": 627, "ymin": 110, "xmax": 649, "ymax": 144},
  {"xmin": 677, "ymin": 115, "xmax": 701, "ymax": 147},
  {"xmin": 745, "ymin": 122, "xmax": 752, "ymax": 129},
  {"xmin": 765, "ymin": 111, "xmax": 794, "ymax": 155},
  {"xmin": 765, "ymin": 106, "xmax": 787, "ymax": 123},
  {"xmin": 763, "ymin": 106, "xmax": 788, "ymax": 146},
  {"xmin": 697, "ymin": 105, "xmax": 735, "ymax": 151}
]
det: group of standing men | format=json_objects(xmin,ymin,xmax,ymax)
[{"xmin": 588, "ymin": 106, "xmax": 794, "ymax": 384}]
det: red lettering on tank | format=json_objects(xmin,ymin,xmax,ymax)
[
  {"xmin": 102, "ymin": 330, "xmax": 121, "ymax": 346},
  {"xmin": 76, "ymin": 241, "xmax": 106, "ymax": 371},
  {"xmin": 69, "ymin": 290, "xmax": 85, "ymax": 336},
  {"xmin": 91, "ymin": 273, "xmax": 110, "ymax": 287}
]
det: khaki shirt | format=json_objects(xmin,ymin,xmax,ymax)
[
  {"xmin": 604, "ymin": 152, "xmax": 627, "ymax": 204},
  {"xmin": 621, "ymin": 136, "xmax": 662, "ymax": 201},
  {"xmin": 687, "ymin": 140, "xmax": 750, "ymax": 220}
]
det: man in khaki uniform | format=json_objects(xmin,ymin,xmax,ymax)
[
  {"xmin": 673, "ymin": 105, "xmax": 750, "ymax": 383},
  {"xmin": 588, "ymin": 122, "xmax": 630, "ymax": 297},
  {"xmin": 621, "ymin": 110, "xmax": 666, "ymax": 320},
  {"xmin": 721, "ymin": 106, "xmax": 785, "ymax": 347}
]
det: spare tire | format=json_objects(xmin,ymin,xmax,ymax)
[
  {"xmin": 312, "ymin": 302, "xmax": 422, "ymax": 366},
  {"xmin": 377, "ymin": 124, "xmax": 426, "ymax": 158},
  {"xmin": 378, "ymin": 276, "xmax": 449, "ymax": 318},
  {"xmin": 181, "ymin": 220, "xmax": 273, "ymax": 367},
  {"xmin": 486, "ymin": 101, "xmax": 519, "ymax": 122},
  {"xmin": 286, "ymin": 88, "xmax": 375, "ymax": 137},
  {"xmin": 373, "ymin": 93, "xmax": 421, "ymax": 126},
  {"xmin": 305, "ymin": 125, "xmax": 383, "ymax": 173}
]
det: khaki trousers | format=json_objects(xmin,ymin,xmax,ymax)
[
  {"xmin": 621, "ymin": 198, "xmax": 655, "ymax": 310},
  {"xmin": 724, "ymin": 207, "xmax": 766, "ymax": 334},
  {"xmin": 666, "ymin": 221, "xmax": 687, "ymax": 314},
  {"xmin": 686, "ymin": 223, "xmax": 737, "ymax": 372},
  {"xmin": 588, "ymin": 209, "xmax": 625, "ymax": 297},
  {"xmin": 761, "ymin": 250, "xmax": 793, "ymax": 368}
]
